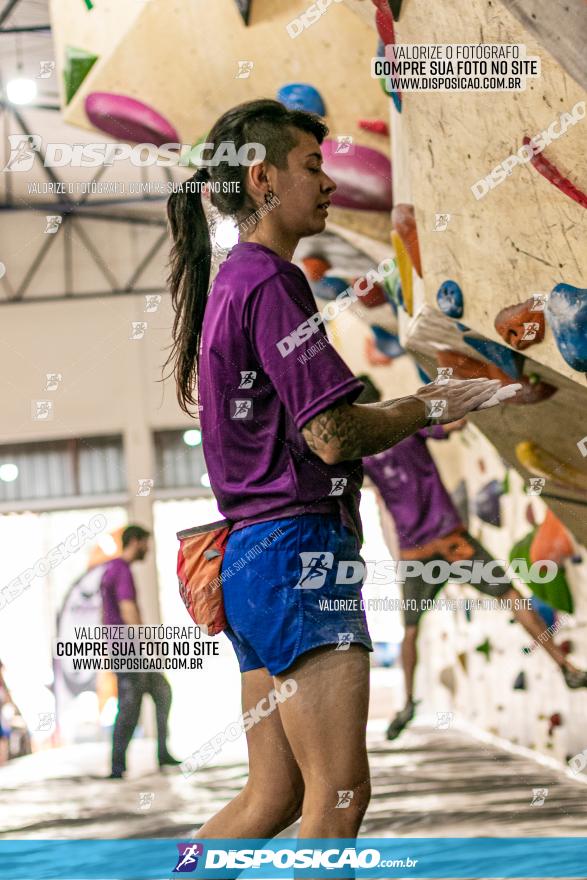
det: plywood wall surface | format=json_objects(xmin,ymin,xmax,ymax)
[{"xmin": 395, "ymin": 0, "xmax": 587, "ymax": 384}]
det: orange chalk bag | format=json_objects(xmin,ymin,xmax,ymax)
[{"xmin": 176, "ymin": 519, "xmax": 233, "ymax": 636}]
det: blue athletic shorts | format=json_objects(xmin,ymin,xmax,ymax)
[{"xmin": 221, "ymin": 514, "xmax": 373, "ymax": 675}]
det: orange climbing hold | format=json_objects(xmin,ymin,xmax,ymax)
[
  {"xmin": 530, "ymin": 509, "xmax": 574, "ymax": 566},
  {"xmin": 302, "ymin": 256, "xmax": 330, "ymax": 281},
  {"xmin": 391, "ymin": 204, "xmax": 422, "ymax": 277},
  {"xmin": 494, "ymin": 298, "xmax": 545, "ymax": 351}
]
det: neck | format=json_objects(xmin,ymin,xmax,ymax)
[
  {"xmin": 121, "ymin": 548, "xmax": 134, "ymax": 564},
  {"xmin": 243, "ymin": 224, "xmax": 299, "ymax": 263}
]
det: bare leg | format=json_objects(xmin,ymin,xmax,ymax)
[
  {"xmin": 197, "ymin": 666, "xmax": 304, "ymax": 838},
  {"xmin": 401, "ymin": 625, "xmax": 419, "ymax": 703},
  {"xmin": 275, "ymin": 644, "xmax": 371, "ymax": 838}
]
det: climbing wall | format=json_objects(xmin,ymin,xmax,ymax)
[
  {"xmin": 334, "ymin": 0, "xmax": 587, "ymax": 767},
  {"xmin": 48, "ymin": 0, "xmax": 392, "ymax": 242}
]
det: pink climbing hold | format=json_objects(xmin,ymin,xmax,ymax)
[
  {"xmin": 85, "ymin": 92, "xmax": 179, "ymax": 145},
  {"xmin": 321, "ymin": 139, "xmax": 392, "ymax": 211}
]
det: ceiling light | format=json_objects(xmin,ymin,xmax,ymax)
[
  {"xmin": 0, "ymin": 463, "xmax": 18, "ymax": 482},
  {"xmin": 182, "ymin": 429, "xmax": 202, "ymax": 447},
  {"xmin": 6, "ymin": 78, "xmax": 37, "ymax": 105}
]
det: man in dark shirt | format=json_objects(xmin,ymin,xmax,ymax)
[{"xmin": 100, "ymin": 524, "xmax": 179, "ymax": 778}]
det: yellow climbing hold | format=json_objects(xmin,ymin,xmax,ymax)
[
  {"xmin": 515, "ymin": 440, "xmax": 587, "ymax": 494},
  {"xmin": 391, "ymin": 229, "xmax": 413, "ymax": 316}
]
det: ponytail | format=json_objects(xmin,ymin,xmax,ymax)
[
  {"xmin": 165, "ymin": 100, "xmax": 328, "ymax": 416},
  {"xmin": 165, "ymin": 167, "xmax": 211, "ymax": 414}
]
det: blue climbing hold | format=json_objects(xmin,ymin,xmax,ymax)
[
  {"xmin": 530, "ymin": 595, "xmax": 556, "ymax": 629},
  {"xmin": 456, "ymin": 322, "xmax": 470, "ymax": 332},
  {"xmin": 545, "ymin": 284, "xmax": 587, "ymax": 372},
  {"xmin": 513, "ymin": 671, "xmax": 527, "ymax": 690},
  {"xmin": 416, "ymin": 364, "xmax": 432, "ymax": 384},
  {"xmin": 377, "ymin": 38, "xmax": 401, "ymax": 113},
  {"xmin": 372, "ymin": 325, "xmax": 405, "ymax": 359},
  {"xmin": 464, "ymin": 336, "xmax": 524, "ymax": 378},
  {"xmin": 437, "ymin": 280, "xmax": 464, "ymax": 318},
  {"xmin": 277, "ymin": 84, "xmax": 326, "ymax": 116},
  {"xmin": 474, "ymin": 479, "xmax": 503, "ymax": 527},
  {"xmin": 310, "ymin": 276, "xmax": 348, "ymax": 301}
]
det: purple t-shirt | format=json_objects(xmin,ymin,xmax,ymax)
[
  {"xmin": 198, "ymin": 242, "xmax": 365, "ymax": 538},
  {"xmin": 363, "ymin": 426, "xmax": 462, "ymax": 550},
  {"xmin": 100, "ymin": 558, "xmax": 136, "ymax": 626}
]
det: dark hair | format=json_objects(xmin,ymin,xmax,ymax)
[
  {"xmin": 165, "ymin": 99, "xmax": 328, "ymax": 414},
  {"xmin": 356, "ymin": 374, "xmax": 382, "ymax": 404},
  {"xmin": 122, "ymin": 524, "xmax": 150, "ymax": 548}
]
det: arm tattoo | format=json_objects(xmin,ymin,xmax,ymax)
[{"xmin": 302, "ymin": 405, "xmax": 361, "ymax": 462}]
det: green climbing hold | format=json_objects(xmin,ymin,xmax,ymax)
[
  {"xmin": 509, "ymin": 530, "xmax": 574, "ymax": 613},
  {"xmin": 64, "ymin": 46, "xmax": 99, "ymax": 104},
  {"xmin": 475, "ymin": 638, "xmax": 492, "ymax": 661}
]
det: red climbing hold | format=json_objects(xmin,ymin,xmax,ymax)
[
  {"xmin": 494, "ymin": 298, "xmax": 546, "ymax": 350},
  {"xmin": 358, "ymin": 119, "xmax": 390, "ymax": 136},
  {"xmin": 365, "ymin": 335, "xmax": 393, "ymax": 366},
  {"xmin": 523, "ymin": 137, "xmax": 587, "ymax": 210}
]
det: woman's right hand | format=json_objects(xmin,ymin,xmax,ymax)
[{"xmin": 414, "ymin": 377, "xmax": 520, "ymax": 423}]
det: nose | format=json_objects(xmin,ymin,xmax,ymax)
[{"xmin": 322, "ymin": 171, "xmax": 337, "ymax": 194}]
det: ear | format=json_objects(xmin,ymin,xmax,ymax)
[{"xmin": 247, "ymin": 162, "xmax": 271, "ymax": 202}]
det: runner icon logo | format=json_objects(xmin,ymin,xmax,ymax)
[
  {"xmin": 294, "ymin": 552, "xmax": 334, "ymax": 589},
  {"xmin": 173, "ymin": 843, "xmax": 204, "ymax": 873}
]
